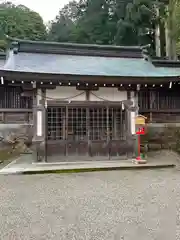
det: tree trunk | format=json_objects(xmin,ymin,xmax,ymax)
[
  {"xmin": 165, "ymin": 0, "xmax": 177, "ymax": 60},
  {"xmin": 155, "ymin": 6, "xmax": 161, "ymax": 57}
]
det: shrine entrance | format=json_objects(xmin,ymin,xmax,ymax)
[{"xmin": 46, "ymin": 102, "xmax": 133, "ymax": 162}]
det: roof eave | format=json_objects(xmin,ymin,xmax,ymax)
[
  {"xmin": 152, "ymin": 59, "xmax": 180, "ymax": 68},
  {"xmin": 0, "ymin": 69, "xmax": 179, "ymax": 84}
]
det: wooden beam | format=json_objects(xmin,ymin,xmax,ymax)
[
  {"xmin": 139, "ymin": 109, "xmax": 180, "ymax": 113},
  {"xmin": 47, "ymin": 100, "xmax": 123, "ymax": 107},
  {"xmin": 0, "ymin": 108, "xmax": 32, "ymax": 112},
  {"xmin": 7, "ymin": 83, "xmax": 56, "ymax": 89},
  {"xmin": 76, "ymin": 85, "xmax": 99, "ymax": 91}
]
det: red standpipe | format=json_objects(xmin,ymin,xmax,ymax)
[{"xmin": 136, "ymin": 134, "xmax": 141, "ymax": 160}]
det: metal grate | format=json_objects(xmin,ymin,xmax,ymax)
[
  {"xmin": 109, "ymin": 108, "xmax": 126, "ymax": 140},
  {"xmin": 47, "ymin": 107, "xmax": 65, "ymax": 140},
  {"xmin": 47, "ymin": 106, "xmax": 126, "ymax": 141},
  {"xmin": 89, "ymin": 108, "xmax": 107, "ymax": 140},
  {"xmin": 67, "ymin": 108, "xmax": 87, "ymax": 141}
]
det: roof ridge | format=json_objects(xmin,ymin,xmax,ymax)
[
  {"xmin": 8, "ymin": 37, "xmax": 142, "ymax": 51},
  {"xmin": 7, "ymin": 36, "xmax": 144, "ymax": 58}
]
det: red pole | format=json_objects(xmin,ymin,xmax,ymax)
[{"xmin": 136, "ymin": 135, "xmax": 141, "ymax": 160}]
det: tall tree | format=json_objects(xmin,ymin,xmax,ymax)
[
  {"xmin": 48, "ymin": 1, "xmax": 80, "ymax": 42},
  {"xmin": 48, "ymin": 0, "xmax": 133, "ymax": 44},
  {"xmin": 48, "ymin": 0, "xmax": 166, "ymax": 56},
  {"xmin": 114, "ymin": 0, "xmax": 163, "ymax": 52},
  {"xmin": 74, "ymin": 0, "xmax": 112, "ymax": 44},
  {"xmin": 174, "ymin": 1, "xmax": 180, "ymax": 56},
  {"xmin": 164, "ymin": 0, "xmax": 180, "ymax": 59},
  {"xmin": 0, "ymin": 1, "xmax": 47, "ymax": 51}
]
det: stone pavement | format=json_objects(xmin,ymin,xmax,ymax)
[{"xmin": 0, "ymin": 150, "xmax": 177, "ymax": 175}]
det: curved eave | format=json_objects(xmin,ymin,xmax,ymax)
[
  {"xmin": 152, "ymin": 59, "xmax": 180, "ymax": 68},
  {"xmin": 0, "ymin": 69, "xmax": 179, "ymax": 84}
]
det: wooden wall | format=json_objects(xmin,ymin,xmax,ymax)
[
  {"xmin": 0, "ymin": 112, "xmax": 33, "ymax": 124},
  {"xmin": 138, "ymin": 89, "xmax": 180, "ymax": 123},
  {"xmin": 0, "ymin": 86, "xmax": 32, "ymax": 124},
  {"xmin": 1, "ymin": 85, "xmax": 180, "ymax": 124}
]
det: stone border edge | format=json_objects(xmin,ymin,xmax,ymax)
[{"xmin": 16, "ymin": 164, "xmax": 176, "ymax": 175}]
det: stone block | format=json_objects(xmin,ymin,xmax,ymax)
[
  {"xmin": 148, "ymin": 143, "xmax": 162, "ymax": 151},
  {"xmin": 0, "ymin": 124, "xmax": 33, "ymax": 152}
]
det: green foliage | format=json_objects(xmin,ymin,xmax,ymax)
[
  {"xmin": 0, "ymin": 1, "xmax": 47, "ymax": 51},
  {"xmin": 0, "ymin": 39, "xmax": 7, "ymax": 51},
  {"xmin": 173, "ymin": 1, "xmax": 180, "ymax": 55},
  {"xmin": 48, "ymin": 0, "xmax": 164, "ymax": 54},
  {"xmin": 48, "ymin": 1, "xmax": 79, "ymax": 42},
  {"xmin": 73, "ymin": 0, "xmax": 112, "ymax": 44},
  {"xmin": 2, "ymin": 0, "xmax": 180, "ymax": 58}
]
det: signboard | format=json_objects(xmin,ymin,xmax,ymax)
[
  {"xmin": 135, "ymin": 115, "xmax": 147, "ymax": 161},
  {"xmin": 136, "ymin": 127, "xmax": 145, "ymax": 135},
  {"xmin": 135, "ymin": 115, "xmax": 147, "ymax": 125}
]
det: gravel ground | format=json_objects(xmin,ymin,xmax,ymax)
[{"xmin": 0, "ymin": 169, "xmax": 178, "ymax": 240}]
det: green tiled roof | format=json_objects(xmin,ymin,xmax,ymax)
[{"xmin": 3, "ymin": 52, "xmax": 180, "ymax": 78}]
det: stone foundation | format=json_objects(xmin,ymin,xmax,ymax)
[
  {"xmin": 141, "ymin": 124, "xmax": 180, "ymax": 153},
  {"xmin": 0, "ymin": 124, "xmax": 33, "ymax": 153}
]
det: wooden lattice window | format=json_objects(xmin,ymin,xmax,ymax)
[
  {"xmin": 47, "ymin": 106, "xmax": 126, "ymax": 141},
  {"xmin": 138, "ymin": 90, "xmax": 180, "ymax": 111},
  {"xmin": 0, "ymin": 86, "xmax": 32, "ymax": 109}
]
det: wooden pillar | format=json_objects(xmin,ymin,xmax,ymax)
[
  {"xmin": 85, "ymin": 90, "xmax": 91, "ymax": 157},
  {"xmin": 133, "ymin": 88, "xmax": 140, "ymax": 158},
  {"xmin": 32, "ymin": 86, "xmax": 46, "ymax": 162},
  {"xmin": 32, "ymin": 86, "xmax": 37, "ymax": 161},
  {"xmin": 130, "ymin": 91, "xmax": 137, "ymax": 135},
  {"xmin": 126, "ymin": 107, "xmax": 133, "ymax": 159},
  {"xmin": 123, "ymin": 99, "xmax": 137, "ymax": 159},
  {"xmin": 149, "ymin": 91, "xmax": 154, "ymax": 123}
]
